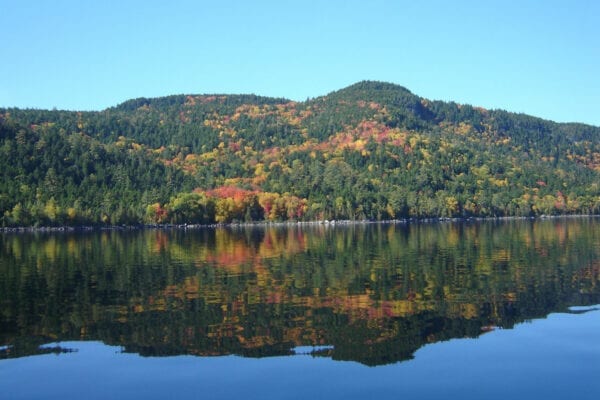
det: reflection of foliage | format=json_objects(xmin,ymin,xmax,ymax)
[
  {"xmin": 0, "ymin": 219, "xmax": 599, "ymax": 364},
  {"xmin": 0, "ymin": 339, "xmax": 76, "ymax": 359}
]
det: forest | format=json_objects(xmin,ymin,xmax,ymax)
[{"xmin": 1, "ymin": 80, "xmax": 600, "ymax": 226}]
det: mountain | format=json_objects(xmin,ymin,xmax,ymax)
[{"xmin": 1, "ymin": 81, "xmax": 599, "ymax": 226}]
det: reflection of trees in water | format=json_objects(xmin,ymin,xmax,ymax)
[{"xmin": 1, "ymin": 219, "xmax": 599, "ymax": 365}]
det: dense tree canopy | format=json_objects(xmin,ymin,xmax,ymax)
[{"xmin": 1, "ymin": 81, "xmax": 600, "ymax": 226}]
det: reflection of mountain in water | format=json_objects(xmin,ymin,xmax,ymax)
[{"xmin": 1, "ymin": 219, "xmax": 599, "ymax": 365}]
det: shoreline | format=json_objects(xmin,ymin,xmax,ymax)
[{"xmin": 1, "ymin": 214, "xmax": 598, "ymax": 233}]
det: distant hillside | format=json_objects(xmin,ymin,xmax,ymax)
[{"xmin": 1, "ymin": 81, "xmax": 599, "ymax": 226}]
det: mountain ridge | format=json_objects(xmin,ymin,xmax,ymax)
[{"xmin": 109, "ymin": 80, "xmax": 598, "ymax": 129}]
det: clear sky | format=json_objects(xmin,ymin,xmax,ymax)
[{"xmin": 1, "ymin": 0, "xmax": 598, "ymax": 126}]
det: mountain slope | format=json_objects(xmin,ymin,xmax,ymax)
[
  {"xmin": 0, "ymin": 116, "xmax": 194, "ymax": 225},
  {"xmin": 1, "ymin": 81, "xmax": 599, "ymax": 226}
]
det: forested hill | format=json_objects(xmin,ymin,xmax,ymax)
[{"xmin": 1, "ymin": 81, "xmax": 599, "ymax": 226}]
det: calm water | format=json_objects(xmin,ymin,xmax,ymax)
[{"xmin": 1, "ymin": 219, "xmax": 599, "ymax": 399}]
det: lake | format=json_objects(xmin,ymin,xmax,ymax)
[{"xmin": 1, "ymin": 219, "xmax": 599, "ymax": 399}]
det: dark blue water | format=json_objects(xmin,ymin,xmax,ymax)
[{"xmin": 2, "ymin": 307, "xmax": 599, "ymax": 400}]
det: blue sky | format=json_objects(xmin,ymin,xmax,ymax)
[{"xmin": 1, "ymin": 0, "xmax": 598, "ymax": 125}]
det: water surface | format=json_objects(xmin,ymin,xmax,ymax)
[{"xmin": 1, "ymin": 219, "xmax": 599, "ymax": 398}]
